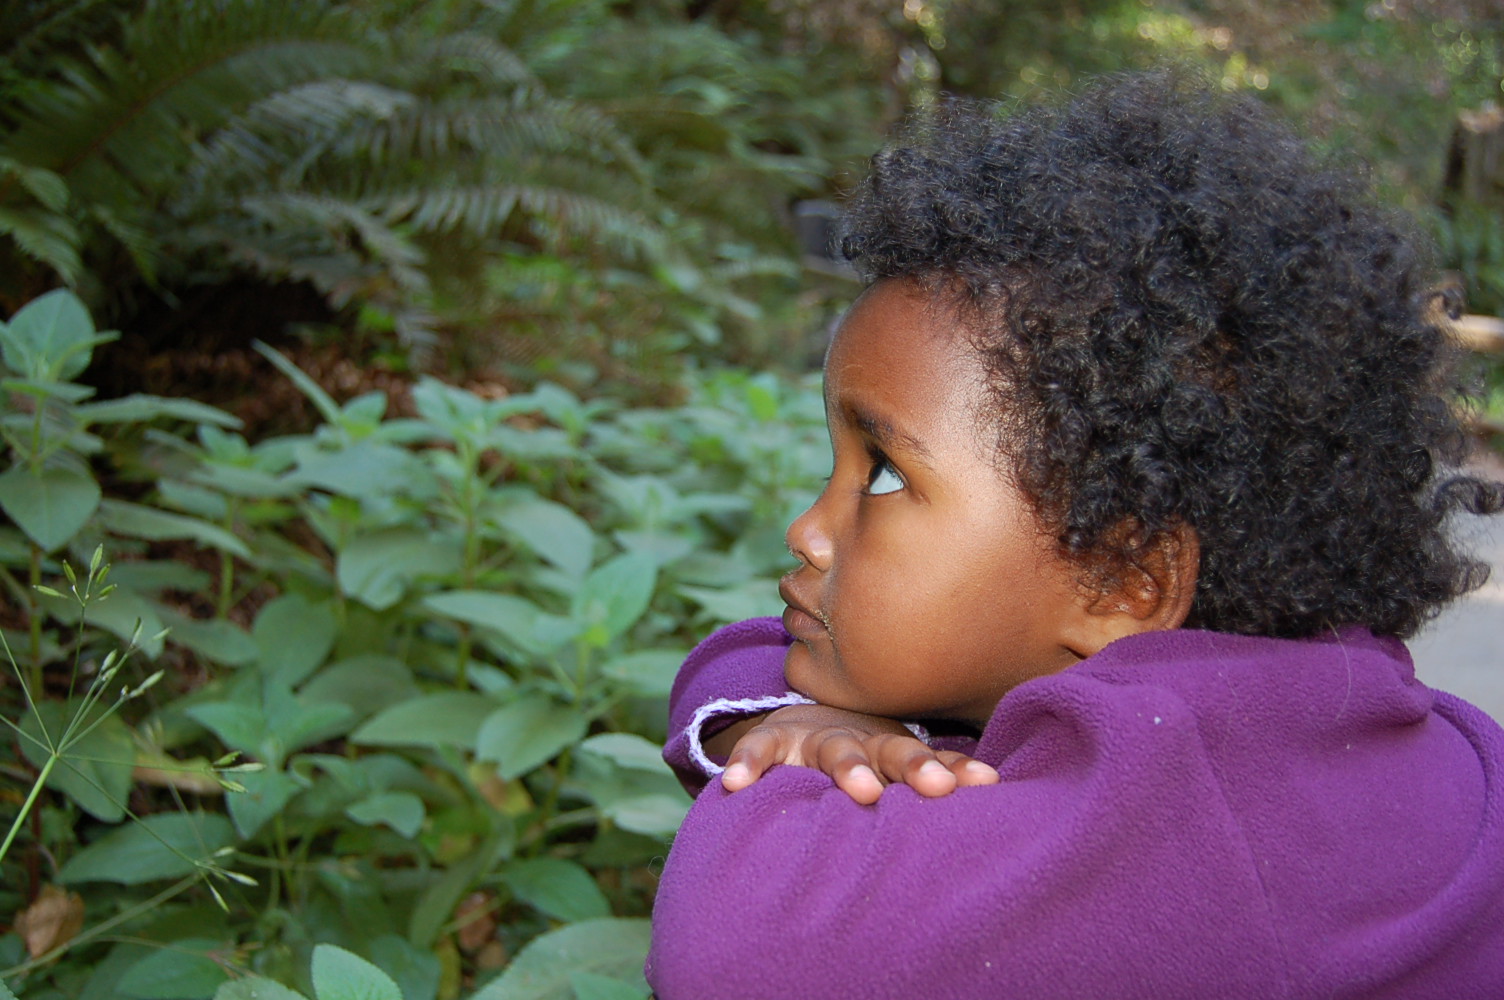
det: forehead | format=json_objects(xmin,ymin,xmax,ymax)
[{"xmin": 824, "ymin": 280, "xmax": 980, "ymax": 410}]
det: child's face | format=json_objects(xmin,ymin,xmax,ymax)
[{"xmin": 781, "ymin": 279, "xmax": 1092, "ymax": 727}]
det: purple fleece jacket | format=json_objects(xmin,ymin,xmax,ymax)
[{"xmin": 646, "ymin": 618, "xmax": 1504, "ymax": 999}]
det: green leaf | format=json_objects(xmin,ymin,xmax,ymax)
[
  {"xmin": 213, "ymin": 977, "xmax": 310, "ymax": 1000},
  {"xmin": 408, "ymin": 835, "xmax": 509, "ymax": 948},
  {"xmin": 366, "ymin": 934, "xmax": 441, "ymax": 1000},
  {"xmin": 310, "ymin": 944, "xmax": 403, "ymax": 1000},
  {"xmin": 299, "ymin": 655, "xmax": 419, "ymax": 720},
  {"xmin": 599, "ymin": 794, "xmax": 689, "ymax": 836},
  {"xmin": 597, "ymin": 649, "xmax": 684, "ymax": 699},
  {"xmin": 571, "ymin": 553, "xmax": 657, "ymax": 646},
  {"xmin": 467, "ymin": 919, "xmax": 651, "ymax": 1000},
  {"xmin": 0, "ymin": 464, "xmax": 100, "ymax": 551},
  {"xmin": 253, "ymin": 594, "xmax": 338, "ymax": 686},
  {"xmin": 351, "ymin": 692, "xmax": 498, "ymax": 751},
  {"xmin": 1, "ymin": 288, "xmax": 114, "ymax": 382},
  {"xmin": 337, "ymin": 528, "xmax": 464, "ymax": 611},
  {"xmin": 501, "ymin": 858, "xmax": 609, "ymax": 923},
  {"xmin": 75, "ymin": 394, "xmax": 239, "ymax": 428},
  {"xmin": 158, "ymin": 610, "xmax": 258, "ymax": 666},
  {"xmin": 184, "ymin": 701, "xmax": 265, "ymax": 759},
  {"xmin": 97, "ymin": 499, "xmax": 251, "ymax": 558},
  {"xmin": 288, "ymin": 441, "xmax": 426, "ymax": 498},
  {"xmin": 345, "ymin": 791, "xmax": 425, "ymax": 839},
  {"xmin": 568, "ymin": 972, "xmax": 648, "ymax": 1000},
  {"xmin": 421, "ymin": 591, "xmax": 579, "ymax": 658},
  {"xmin": 253, "ymin": 342, "xmax": 341, "ymax": 425},
  {"xmin": 226, "ymin": 767, "xmax": 301, "ymax": 840},
  {"xmin": 677, "ymin": 579, "xmax": 782, "ymax": 624},
  {"xmin": 577, "ymin": 734, "xmax": 669, "ymax": 773},
  {"xmin": 117, "ymin": 939, "xmax": 230, "ymax": 998},
  {"xmin": 475, "ymin": 696, "xmax": 588, "ymax": 780},
  {"xmin": 20, "ymin": 700, "xmax": 135, "ymax": 822},
  {"xmin": 58, "ymin": 812, "xmax": 235, "ymax": 884},
  {"xmin": 494, "ymin": 499, "xmax": 596, "ymax": 579}
]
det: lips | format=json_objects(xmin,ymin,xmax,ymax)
[{"xmin": 779, "ymin": 576, "xmax": 827, "ymax": 641}]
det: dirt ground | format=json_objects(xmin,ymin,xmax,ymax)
[{"xmin": 1409, "ymin": 450, "xmax": 1504, "ymax": 724}]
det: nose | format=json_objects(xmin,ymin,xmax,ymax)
[{"xmin": 786, "ymin": 495, "xmax": 834, "ymax": 571}]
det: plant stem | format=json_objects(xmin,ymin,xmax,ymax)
[
  {"xmin": 27, "ymin": 545, "xmax": 42, "ymax": 696},
  {"xmin": 216, "ymin": 501, "xmax": 238, "ymax": 619},
  {"xmin": 0, "ymin": 874, "xmax": 200, "ymax": 980},
  {"xmin": 0, "ymin": 754, "xmax": 55, "ymax": 866}
]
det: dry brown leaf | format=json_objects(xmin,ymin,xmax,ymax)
[
  {"xmin": 15, "ymin": 885, "xmax": 85, "ymax": 958},
  {"xmin": 454, "ymin": 890, "xmax": 497, "ymax": 952}
]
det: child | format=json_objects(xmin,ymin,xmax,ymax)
[{"xmin": 645, "ymin": 72, "xmax": 1504, "ymax": 998}]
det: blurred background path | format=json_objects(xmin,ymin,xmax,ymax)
[{"xmin": 1410, "ymin": 453, "xmax": 1504, "ymax": 724}]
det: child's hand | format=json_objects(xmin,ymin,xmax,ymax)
[{"xmin": 718, "ymin": 704, "xmax": 999, "ymax": 805}]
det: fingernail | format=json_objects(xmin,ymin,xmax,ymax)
[
  {"xmin": 724, "ymin": 764, "xmax": 748, "ymax": 785},
  {"xmin": 919, "ymin": 760, "xmax": 949, "ymax": 777},
  {"xmin": 965, "ymin": 761, "xmax": 997, "ymax": 776},
  {"xmin": 852, "ymin": 765, "xmax": 878, "ymax": 784}
]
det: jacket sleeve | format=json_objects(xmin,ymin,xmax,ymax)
[
  {"xmin": 645, "ymin": 673, "xmax": 1283, "ymax": 1000},
  {"xmin": 662, "ymin": 617, "xmax": 814, "ymax": 796}
]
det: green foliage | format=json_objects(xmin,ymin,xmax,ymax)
[
  {"xmin": 1, "ymin": 290, "xmax": 826, "ymax": 997},
  {"xmin": 0, "ymin": 0, "xmax": 871, "ymax": 374}
]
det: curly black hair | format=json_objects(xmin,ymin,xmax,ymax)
[{"xmin": 839, "ymin": 71, "xmax": 1504, "ymax": 638}]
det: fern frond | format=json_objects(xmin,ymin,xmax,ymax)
[
  {"xmin": 401, "ymin": 30, "xmax": 535, "ymax": 90},
  {"xmin": 0, "ymin": 0, "xmax": 372, "ymax": 192},
  {"xmin": 176, "ymin": 79, "xmax": 419, "ymax": 207},
  {"xmin": 0, "ymin": 205, "xmax": 83, "ymax": 284}
]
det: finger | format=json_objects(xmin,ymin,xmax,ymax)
[
  {"xmin": 810, "ymin": 730, "xmax": 886, "ymax": 805},
  {"xmin": 937, "ymin": 751, "xmax": 1000, "ymax": 787},
  {"xmin": 721, "ymin": 727, "xmax": 785, "ymax": 791},
  {"xmin": 867, "ymin": 735, "xmax": 958, "ymax": 798}
]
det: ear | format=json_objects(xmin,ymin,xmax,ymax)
[{"xmin": 1059, "ymin": 523, "xmax": 1201, "ymax": 658}]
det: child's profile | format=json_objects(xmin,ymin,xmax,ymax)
[{"xmin": 646, "ymin": 70, "xmax": 1504, "ymax": 997}]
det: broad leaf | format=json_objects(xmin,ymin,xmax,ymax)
[
  {"xmin": 468, "ymin": 919, "xmax": 651, "ymax": 1000},
  {"xmin": 568, "ymin": 972, "xmax": 648, "ymax": 1000},
  {"xmin": 253, "ymin": 593, "xmax": 338, "ymax": 686},
  {"xmin": 475, "ymin": 696, "xmax": 587, "ymax": 780},
  {"xmin": 226, "ymin": 767, "xmax": 302, "ymax": 840},
  {"xmin": 58, "ymin": 813, "xmax": 235, "ymax": 884},
  {"xmin": 0, "ymin": 288, "xmax": 113, "ymax": 382},
  {"xmin": 345, "ymin": 791, "xmax": 425, "ymax": 839},
  {"xmin": 310, "ymin": 944, "xmax": 403, "ymax": 1000},
  {"xmin": 299, "ymin": 655, "xmax": 418, "ymax": 720},
  {"xmin": 501, "ymin": 858, "xmax": 609, "ymax": 922},
  {"xmin": 337, "ymin": 528, "xmax": 463, "ymax": 610},
  {"xmin": 0, "ymin": 464, "xmax": 100, "ymax": 551},
  {"xmin": 495, "ymin": 498, "xmax": 596, "ymax": 579},
  {"xmin": 421, "ymin": 591, "xmax": 578, "ymax": 658},
  {"xmin": 571, "ymin": 553, "xmax": 657, "ymax": 646},
  {"xmin": 577, "ymin": 734, "xmax": 670, "ymax": 773},
  {"xmin": 213, "ymin": 978, "xmax": 309, "ymax": 1000},
  {"xmin": 76, "ymin": 394, "xmax": 238, "ymax": 427},
  {"xmin": 597, "ymin": 649, "xmax": 683, "ymax": 698},
  {"xmin": 157, "ymin": 609, "xmax": 257, "ymax": 666},
  {"xmin": 288, "ymin": 440, "xmax": 425, "ymax": 498},
  {"xmin": 97, "ymin": 499, "xmax": 251, "ymax": 557},
  {"xmin": 117, "ymin": 938, "xmax": 229, "ymax": 998},
  {"xmin": 351, "ymin": 692, "xmax": 498, "ymax": 751}
]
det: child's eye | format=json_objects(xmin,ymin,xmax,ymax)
[{"xmin": 865, "ymin": 458, "xmax": 904, "ymax": 496}]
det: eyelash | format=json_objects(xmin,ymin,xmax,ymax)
[{"xmin": 863, "ymin": 450, "xmax": 904, "ymax": 496}]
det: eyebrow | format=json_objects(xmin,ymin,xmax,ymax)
[{"xmin": 846, "ymin": 401, "xmax": 935, "ymax": 467}]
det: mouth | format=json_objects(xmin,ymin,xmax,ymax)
[{"xmin": 778, "ymin": 576, "xmax": 828, "ymax": 641}]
